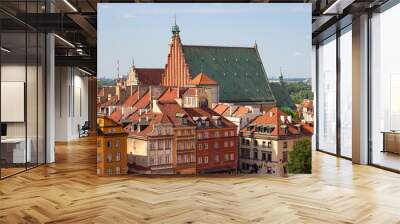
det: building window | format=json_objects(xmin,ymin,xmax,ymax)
[
  {"xmin": 262, "ymin": 152, "xmax": 266, "ymax": 161},
  {"xmin": 198, "ymin": 133, "xmax": 202, "ymax": 139},
  {"xmin": 230, "ymin": 153, "xmax": 234, "ymax": 161},
  {"xmin": 97, "ymin": 168, "xmax": 101, "ymax": 175},
  {"xmin": 107, "ymin": 167, "xmax": 112, "ymax": 176},
  {"xmin": 204, "ymin": 132, "xmax": 209, "ymax": 138},
  {"xmin": 204, "ymin": 156, "xmax": 208, "ymax": 164},
  {"xmin": 97, "ymin": 153, "xmax": 102, "ymax": 162},
  {"xmin": 191, "ymin": 153, "xmax": 196, "ymax": 163},
  {"xmin": 267, "ymin": 141, "xmax": 272, "ymax": 148},
  {"xmin": 115, "ymin": 166, "xmax": 120, "ymax": 175},
  {"xmin": 97, "ymin": 140, "xmax": 101, "ymax": 148},
  {"xmin": 253, "ymin": 140, "xmax": 258, "ymax": 147},
  {"xmin": 116, "ymin": 151, "xmax": 121, "ymax": 161},
  {"xmin": 241, "ymin": 138, "xmax": 246, "ymax": 145},
  {"xmin": 184, "ymin": 154, "xmax": 188, "ymax": 163},
  {"xmin": 230, "ymin": 141, "xmax": 234, "ymax": 147},
  {"xmin": 166, "ymin": 154, "xmax": 170, "ymax": 164},
  {"xmin": 215, "ymin": 131, "xmax": 219, "ymax": 138},
  {"xmin": 107, "ymin": 153, "xmax": 112, "ymax": 162},
  {"xmin": 230, "ymin": 130, "xmax": 235, "ymax": 136},
  {"xmin": 283, "ymin": 142, "xmax": 288, "ymax": 149},
  {"xmin": 262, "ymin": 141, "xmax": 266, "ymax": 147},
  {"xmin": 198, "ymin": 144, "xmax": 202, "ymax": 150},
  {"xmin": 253, "ymin": 150, "xmax": 258, "ymax": 160},
  {"xmin": 267, "ymin": 152, "xmax": 272, "ymax": 162},
  {"xmin": 241, "ymin": 148, "xmax": 250, "ymax": 159},
  {"xmin": 115, "ymin": 139, "xmax": 120, "ymax": 148},
  {"xmin": 224, "ymin": 131, "xmax": 229, "ymax": 137},
  {"xmin": 283, "ymin": 151, "xmax": 288, "ymax": 162},
  {"xmin": 224, "ymin": 154, "xmax": 229, "ymax": 161},
  {"xmin": 107, "ymin": 140, "xmax": 112, "ymax": 148},
  {"xmin": 224, "ymin": 141, "xmax": 228, "ymax": 147},
  {"xmin": 215, "ymin": 155, "xmax": 219, "ymax": 162},
  {"xmin": 214, "ymin": 142, "xmax": 219, "ymax": 148},
  {"xmin": 204, "ymin": 143, "xmax": 208, "ymax": 149},
  {"xmin": 198, "ymin": 157, "xmax": 203, "ymax": 164}
]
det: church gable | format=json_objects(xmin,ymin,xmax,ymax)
[{"xmin": 162, "ymin": 23, "xmax": 191, "ymax": 87}]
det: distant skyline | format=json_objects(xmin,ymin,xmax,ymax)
[{"xmin": 98, "ymin": 3, "xmax": 311, "ymax": 79}]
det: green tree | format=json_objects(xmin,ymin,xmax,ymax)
[
  {"xmin": 280, "ymin": 107, "xmax": 300, "ymax": 122},
  {"xmin": 287, "ymin": 139, "xmax": 312, "ymax": 174}
]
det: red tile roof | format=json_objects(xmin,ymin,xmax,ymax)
[
  {"xmin": 242, "ymin": 107, "xmax": 310, "ymax": 137},
  {"xmin": 99, "ymin": 95, "xmax": 119, "ymax": 107},
  {"xmin": 213, "ymin": 104, "xmax": 229, "ymax": 115},
  {"xmin": 122, "ymin": 90, "xmax": 139, "ymax": 107},
  {"xmin": 183, "ymin": 107, "xmax": 237, "ymax": 129},
  {"xmin": 189, "ymin": 72, "xmax": 218, "ymax": 85},
  {"xmin": 136, "ymin": 68, "xmax": 164, "ymax": 86},
  {"xmin": 109, "ymin": 108, "xmax": 123, "ymax": 123},
  {"xmin": 232, "ymin": 106, "xmax": 250, "ymax": 117},
  {"xmin": 133, "ymin": 90, "xmax": 150, "ymax": 109},
  {"xmin": 157, "ymin": 100, "xmax": 195, "ymax": 126}
]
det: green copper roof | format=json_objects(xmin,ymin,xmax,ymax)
[
  {"xmin": 182, "ymin": 45, "xmax": 275, "ymax": 104},
  {"xmin": 269, "ymin": 82, "xmax": 295, "ymax": 109}
]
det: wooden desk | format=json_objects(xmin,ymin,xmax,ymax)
[{"xmin": 382, "ymin": 131, "xmax": 400, "ymax": 154}]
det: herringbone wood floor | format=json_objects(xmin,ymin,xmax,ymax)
[{"xmin": 0, "ymin": 137, "xmax": 399, "ymax": 224}]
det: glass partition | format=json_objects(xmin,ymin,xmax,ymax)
[
  {"xmin": 0, "ymin": 2, "xmax": 46, "ymax": 179},
  {"xmin": 317, "ymin": 35, "xmax": 337, "ymax": 154},
  {"xmin": 371, "ymin": 4, "xmax": 400, "ymax": 171}
]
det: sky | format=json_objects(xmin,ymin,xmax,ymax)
[{"xmin": 98, "ymin": 3, "xmax": 311, "ymax": 79}]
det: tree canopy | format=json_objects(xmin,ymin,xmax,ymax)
[{"xmin": 287, "ymin": 139, "xmax": 312, "ymax": 174}]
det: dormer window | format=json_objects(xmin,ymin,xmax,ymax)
[{"xmin": 205, "ymin": 120, "xmax": 210, "ymax": 127}]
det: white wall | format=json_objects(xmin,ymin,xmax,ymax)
[{"xmin": 55, "ymin": 67, "xmax": 89, "ymax": 141}]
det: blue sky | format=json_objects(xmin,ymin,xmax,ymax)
[{"xmin": 98, "ymin": 3, "xmax": 311, "ymax": 79}]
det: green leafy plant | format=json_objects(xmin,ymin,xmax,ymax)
[{"xmin": 287, "ymin": 139, "xmax": 312, "ymax": 174}]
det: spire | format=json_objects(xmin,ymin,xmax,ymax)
[
  {"xmin": 131, "ymin": 58, "xmax": 135, "ymax": 69},
  {"xmin": 279, "ymin": 67, "xmax": 284, "ymax": 84},
  {"xmin": 171, "ymin": 15, "xmax": 180, "ymax": 35}
]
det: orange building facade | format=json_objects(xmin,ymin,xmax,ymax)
[{"xmin": 97, "ymin": 115, "xmax": 128, "ymax": 176}]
